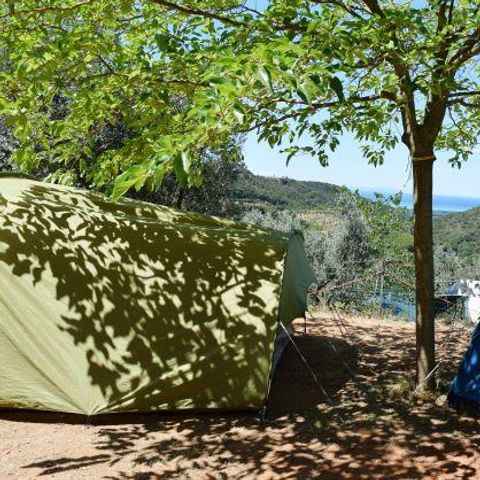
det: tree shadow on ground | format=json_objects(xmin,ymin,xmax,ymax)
[{"xmin": 5, "ymin": 316, "xmax": 480, "ymax": 479}]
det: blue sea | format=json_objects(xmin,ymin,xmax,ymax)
[{"xmin": 358, "ymin": 189, "xmax": 480, "ymax": 214}]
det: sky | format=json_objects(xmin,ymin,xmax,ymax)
[
  {"xmin": 243, "ymin": 133, "xmax": 480, "ymax": 198},
  {"xmin": 240, "ymin": 0, "xmax": 479, "ymax": 198}
]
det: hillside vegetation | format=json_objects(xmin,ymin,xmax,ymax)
[
  {"xmin": 232, "ymin": 169, "xmax": 339, "ymax": 212},
  {"xmin": 235, "ymin": 170, "xmax": 479, "ymax": 270},
  {"xmin": 434, "ymin": 207, "xmax": 480, "ymax": 264}
]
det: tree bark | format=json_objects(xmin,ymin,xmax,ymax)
[{"xmin": 412, "ymin": 157, "xmax": 436, "ymax": 390}]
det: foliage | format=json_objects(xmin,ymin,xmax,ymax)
[
  {"xmin": 0, "ymin": 109, "xmax": 244, "ymax": 217},
  {"xmin": 233, "ymin": 170, "xmax": 339, "ymax": 212},
  {"xmin": 129, "ymin": 144, "xmax": 245, "ymax": 217},
  {"xmin": 2, "ymin": 2, "xmax": 480, "ymax": 194},
  {"xmin": 236, "ymin": 176, "xmax": 479, "ymax": 280},
  {"xmin": 240, "ymin": 182, "xmax": 480, "ymax": 300},
  {"xmin": 433, "ymin": 243, "xmax": 465, "ymax": 292},
  {"xmin": 240, "ymin": 190, "xmax": 421, "ymax": 313},
  {"xmin": 0, "ymin": 1, "xmax": 235, "ymax": 192},
  {"xmin": 303, "ymin": 227, "xmax": 327, "ymax": 283},
  {"xmin": 240, "ymin": 208, "xmax": 327, "ymax": 280},
  {"xmin": 325, "ymin": 197, "xmax": 374, "ymax": 283},
  {"xmin": 241, "ymin": 208, "xmax": 302, "ymax": 233},
  {"xmin": 334, "ymin": 189, "xmax": 413, "ymax": 262},
  {"xmin": 241, "ymin": 200, "xmax": 372, "ymax": 287},
  {"xmin": 434, "ymin": 208, "xmax": 480, "ymax": 266},
  {"xmin": 0, "ymin": 117, "xmax": 18, "ymax": 171}
]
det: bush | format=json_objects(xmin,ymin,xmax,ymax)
[{"xmin": 240, "ymin": 209, "xmax": 326, "ymax": 281}]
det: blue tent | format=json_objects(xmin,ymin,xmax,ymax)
[{"xmin": 448, "ymin": 323, "xmax": 480, "ymax": 417}]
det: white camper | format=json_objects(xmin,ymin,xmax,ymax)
[{"xmin": 442, "ymin": 280, "xmax": 480, "ymax": 324}]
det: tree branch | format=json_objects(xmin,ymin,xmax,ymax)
[
  {"xmin": 418, "ymin": 1, "xmax": 457, "ymax": 145},
  {"xmin": 149, "ymin": 0, "xmax": 304, "ymax": 31},
  {"xmin": 0, "ymin": 0, "xmax": 94, "ymax": 19},
  {"xmin": 448, "ymin": 0, "xmax": 455, "ymax": 24},
  {"xmin": 310, "ymin": 0, "xmax": 363, "ymax": 19},
  {"xmin": 149, "ymin": 0, "xmax": 249, "ymax": 28},
  {"xmin": 447, "ymin": 91, "xmax": 480, "ymax": 107},
  {"xmin": 360, "ymin": 0, "xmax": 419, "ymax": 148},
  {"xmin": 449, "ymin": 29, "xmax": 480, "ymax": 66},
  {"xmin": 362, "ymin": 0, "xmax": 385, "ymax": 17},
  {"xmin": 448, "ymin": 98, "xmax": 480, "ymax": 108},
  {"xmin": 77, "ymin": 70, "xmax": 207, "ymax": 88},
  {"xmin": 243, "ymin": 92, "xmax": 396, "ymax": 132},
  {"xmin": 436, "ymin": 1, "xmax": 448, "ymax": 37},
  {"xmin": 448, "ymin": 90, "xmax": 480, "ymax": 98}
]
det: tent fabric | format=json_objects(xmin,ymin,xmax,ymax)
[
  {"xmin": 0, "ymin": 176, "xmax": 315, "ymax": 415},
  {"xmin": 448, "ymin": 323, "xmax": 480, "ymax": 417}
]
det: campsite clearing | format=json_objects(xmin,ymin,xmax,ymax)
[{"xmin": 1, "ymin": 314, "xmax": 478, "ymax": 480}]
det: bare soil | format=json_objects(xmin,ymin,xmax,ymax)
[{"xmin": 1, "ymin": 313, "xmax": 479, "ymax": 479}]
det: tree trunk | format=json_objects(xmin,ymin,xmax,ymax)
[{"xmin": 412, "ymin": 157, "xmax": 436, "ymax": 390}]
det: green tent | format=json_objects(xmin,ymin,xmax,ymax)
[{"xmin": 0, "ymin": 176, "xmax": 315, "ymax": 415}]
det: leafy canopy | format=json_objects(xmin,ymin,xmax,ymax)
[{"xmin": 1, "ymin": 1, "xmax": 480, "ymax": 196}]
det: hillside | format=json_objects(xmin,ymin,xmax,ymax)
[
  {"xmin": 434, "ymin": 207, "xmax": 480, "ymax": 263},
  {"xmin": 234, "ymin": 170, "xmax": 480, "ymax": 266},
  {"xmin": 232, "ymin": 169, "xmax": 340, "ymax": 212}
]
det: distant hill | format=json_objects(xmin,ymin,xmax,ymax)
[
  {"xmin": 232, "ymin": 169, "xmax": 340, "ymax": 212},
  {"xmin": 234, "ymin": 170, "xmax": 479, "ymax": 265},
  {"xmin": 434, "ymin": 207, "xmax": 480, "ymax": 263}
]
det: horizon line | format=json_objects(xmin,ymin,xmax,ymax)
[{"xmin": 247, "ymin": 170, "xmax": 480, "ymax": 200}]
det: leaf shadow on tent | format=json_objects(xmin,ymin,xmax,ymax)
[{"xmin": 0, "ymin": 183, "xmax": 288, "ymax": 412}]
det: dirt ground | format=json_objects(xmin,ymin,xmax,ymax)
[{"xmin": 1, "ymin": 313, "xmax": 479, "ymax": 480}]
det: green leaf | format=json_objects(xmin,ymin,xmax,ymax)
[
  {"xmin": 153, "ymin": 162, "xmax": 168, "ymax": 187},
  {"xmin": 189, "ymin": 170, "xmax": 204, "ymax": 187},
  {"xmin": 181, "ymin": 151, "xmax": 192, "ymax": 172},
  {"xmin": 233, "ymin": 105, "xmax": 245, "ymax": 124},
  {"xmin": 329, "ymin": 76, "xmax": 344, "ymax": 101},
  {"xmin": 208, "ymin": 76, "xmax": 228, "ymax": 85},
  {"xmin": 112, "ymin": 165, "xmax": 148, "ymax": 201},
  {"xmin": 256, "ymin": 67, "xmax": 273, "ymax": 91},
  {"xmin": 309, "ymin": 74, "xmax": 322, "ymax": 87},
  {"xmin": 297, "ymin": 81, "xmax": 312, "ymax": 105},
  {"xmin": 172, "ymin": 153, "xmax": 188, "ymax": 185}
]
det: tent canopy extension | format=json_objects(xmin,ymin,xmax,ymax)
[
  {"xmin": 0, "ymin": 176, "xmax": 315, "ymax": 415},
  {"xmin": 448, "ymin": 323, "xmax": 480, "ymax": 417}
]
